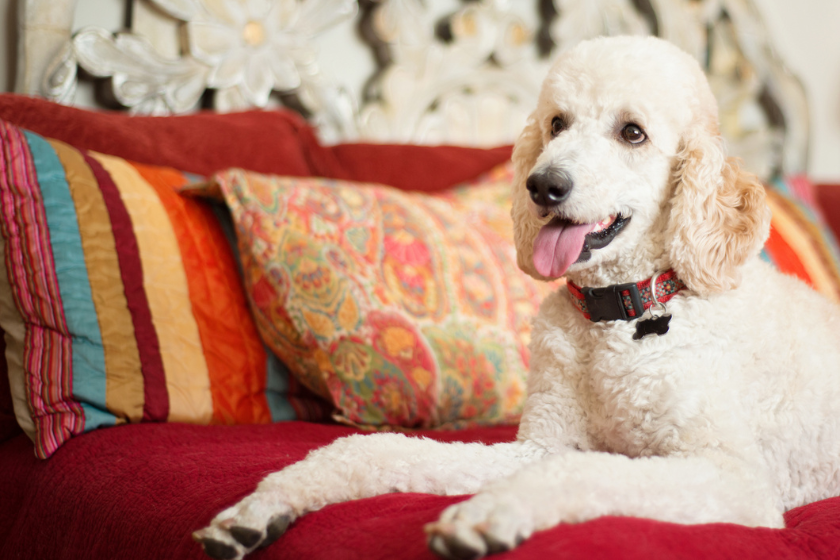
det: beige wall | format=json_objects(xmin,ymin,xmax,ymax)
[
  {"xmin": 1, "ymin": 0, "xmax": 838, "ymax": 181},
  {"xmin": 752, "ymin": 0, "xmax": 840, "ymax": 182}
]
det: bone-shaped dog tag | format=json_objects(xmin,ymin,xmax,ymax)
[{"xmin": 633, "ymin": 314, "xmax": 671, "ymax": 340}]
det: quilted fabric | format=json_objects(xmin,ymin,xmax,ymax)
[
  {"xmin": 215, "ymin": 165, "xmax": 556, "ymax": 429},
  {"xmin": 1, "ymin": 422, "xmax": 839, "ymax": 560},
  {"xmin": 0, "ymin": 122, "xmax": 330, "ymax": 458}
]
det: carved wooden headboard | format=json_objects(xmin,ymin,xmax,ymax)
[{"xmin": 15, "ymin": 0, "xmax": 808, "ymax": 179}]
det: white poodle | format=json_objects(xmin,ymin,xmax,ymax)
[{"xmin": 195, "ymin": 36, "xmax": 840, "ymax": 560}]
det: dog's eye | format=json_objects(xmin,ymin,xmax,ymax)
[
  {"xmin": 551, "ymin": 117, "xmax": 565, "ymax": 137},
  {"xmin": 621, "ymin": 124, "xmax": 646, "ymax": 144}
]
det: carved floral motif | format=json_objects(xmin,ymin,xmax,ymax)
[
  {"xmin": 69, "ymin": 28, "xmax": 209, "ymax": 114},
  {"xmin": 34, "ymin": 0, "xmax": 808, "ymax": 175},
  {"xmin": 46, "ymin": 0, "xmax": 355, "ymax": 115},
  {"xmin": 357, "ymin": 0, "xmax": 544, "ymax": 145},
  {"xmin": 175, "ymin": 0, "xmax": 356, "ymax": 108},
  {"xmin": 549, "ymin": 0, "xmax": 649, "ymax": 49}
]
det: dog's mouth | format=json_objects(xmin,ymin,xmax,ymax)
[{"xmin": 532, "ymin": 213, "xmax": 630, "ymax": 278}]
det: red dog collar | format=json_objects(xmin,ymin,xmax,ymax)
[{"xmin": 567, "ymin": 270, "xmax": 686, "ymax": 322}]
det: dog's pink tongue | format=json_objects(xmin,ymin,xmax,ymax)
[{"xmin": 533, "ymin": 220, "xmax": 596, "ymax": 278}]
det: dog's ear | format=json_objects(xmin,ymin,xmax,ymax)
[
  {"xmin": 667, "ymin": 126, "xmax": 771, "ymax": 295},
  {"xmin": 510, "ymin": 114, "xmax": 547, "ymax": 280}
]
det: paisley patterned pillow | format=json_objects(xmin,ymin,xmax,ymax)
[{"xmin": 215, "ymin": 164, "xmax": 557, "ymax": 429}]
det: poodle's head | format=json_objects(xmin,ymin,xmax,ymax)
[{"xmin": 511, "ymin": 36, "xmax": 770, "ymax": 294}]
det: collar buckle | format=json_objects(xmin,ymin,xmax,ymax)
[{"xmin": 582, "ymin": 283, "xmax": 644, "ymax": 322}]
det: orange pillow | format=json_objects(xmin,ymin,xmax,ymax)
[
  {"xmin": 762, "ymin": 176, "xmax": 840, "ymax": 302},
  {"xmin": 0, "ymin": 122, "xmax": 318, "ymax": 458}
]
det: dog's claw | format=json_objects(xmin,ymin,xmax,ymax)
[
  {"xmin": 483, "ymin": 534, "xmax": 511, "ymax": 555},
  {"xmin": 230, "ymin": 526, "xmax": 262, "ymax": 548},
  {"xmin": 428, "ymin": 535, "xmax": 449, "ymax": 558},
  {"xmin": 443, "ymin": 533, "xmax": 484, "ymax": 559},
  {"xmin": 200, "ymin": 538, "xmax": 240, "ymax": 560},
  {"xmin": 430, "ymin": 535, "xmax": 475, "ymax": 560},
  {"xmin": 196, "ymin": 501, "xmax": 294, "ymax": 559},
  {"xmin": 262, "ymin": 514, "xmax": 291, "ymax": 547},
  {"xmin": 485, "ymin": 532, "xmax": 524, "ymax": 554},
  {"xmin": 427, "ymin": 523, "xmax": 487, "ymax": 560}
]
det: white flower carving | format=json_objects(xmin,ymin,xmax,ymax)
[
  {"xmin": 358, "ymin": 0, "xmax": 541, "ymax": 145},
  {"xmin": 152, "ymin": 0, "xmax": 355, "ymax": 107}
]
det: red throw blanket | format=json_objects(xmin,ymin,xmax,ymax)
[{"xmin": 1, "ymin": 422, "xmax": 838, "ymax": 559}]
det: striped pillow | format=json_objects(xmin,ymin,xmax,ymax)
[
  {"xmin": 762, "ymin": 176, "xmax": 840, "ymax": 302},
  {"xmin": 0, "ymin": 121, "xmax": 327, "ymax": 458}
]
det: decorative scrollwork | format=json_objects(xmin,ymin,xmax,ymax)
[
  {"xmin": 356, "ymin": 0, "xmax": 545, "ymax": 146},
  {"xmin": 32, "ymin": 0, "xmax": 808, "ymax": 176},
  {"xmin": 65, "ymin": 28, "xmax": 209, "ymax": 114},
  {"xmin": 44, "ymin": 0, "xmax": 357, "ymax": 119},
  {"xmin": 355, "ymin": 0, "xmax": 806, "ymax": 175},
  {"xmin": 549, "ymin": 0, "xmax": 650, "ymax": 50}
]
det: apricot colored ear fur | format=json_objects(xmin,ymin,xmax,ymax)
[
  {"xmin": 510, "ymin": 115, "xmax": 548, "ymax": 280},
  {"xmin": 667, "ymin": 128, "xmax": 771, "ymax": 295}
]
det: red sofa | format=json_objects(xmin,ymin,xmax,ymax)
[{"xmin": 1, "ymin": 94, "xmax": 839, "ymax": 560}]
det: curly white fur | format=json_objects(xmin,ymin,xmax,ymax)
[{"xmin": 195, "ymin": 36, "xmax": 840, "ymax": 560}]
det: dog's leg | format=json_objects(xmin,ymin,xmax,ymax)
[
  {"xmin": 194, "ymin": 432, "xmax": 546, "ymax": 559},
  {"xmin": 426, "ymin": 449, "xmax": 784, "ymax": 558}
]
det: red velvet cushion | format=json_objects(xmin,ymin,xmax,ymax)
[
  {"xmin": 0, "ymin": 95, "xmax": 513, "ymax": 192},
  {"xmin": 0, "ymin": 94, "xmax": 335, "ymax": 178},
  {"xmin": 0, "ymin": 422, "xmax": 837, "ymax": 559},
  {"xmin": 328, "ymin": 143, "xmax": 512, "ymax": 193}
]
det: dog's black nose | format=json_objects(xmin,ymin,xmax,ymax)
[{"xmin": 526, "ymin": 170, "xmax": 573, "ymax": 207}]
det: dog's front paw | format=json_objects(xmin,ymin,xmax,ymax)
[
  {"xmin": 425, "ymin": 493, "xmax": 534, "ymax": 559},
  {"xmin": 193, "ymin": 495, "xmax": 295, "ymax": 559}
]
